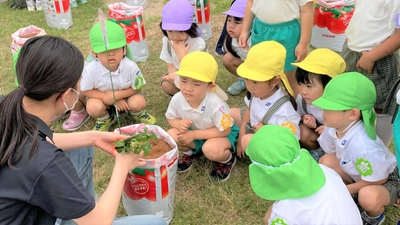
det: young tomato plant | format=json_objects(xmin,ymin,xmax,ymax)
[{"xmin": 114, "ymin": 128, "xmax": 158, "ymax": 155}]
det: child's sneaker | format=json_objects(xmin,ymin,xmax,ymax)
[
  {"xmin": 177, "ymin": 153, "xmax": 201, "ymax": 173},
  {"xmin": 393, "ymin": 198, "xmax": 400, "ymax": 207},
  {"xmin": 35, "ymin": 3, "xmax": 43, "ymax": 10},
  {"xmin": 132, "ymin": 110, "xmax": 157, "ymax": 125},
  {"xmin": 51, "ymin": 111, "xmax": 70, "ymax": 123},
  {"xmin": 93, "ymin": 115, "xmax": 116, "ymax": 131},
  {"xmin": 27, "ymin": 4, "xmax": 35, "ymax": 11},
  {"xmin": 62, "ymin": 110, "xmax": 90, "ymax": 131},
  {"xmin": 70, "ymin": 0, "xmax": 77, "ymax": 7},
  {"xmin": 209, "ymin": 154, "xmax": 236, "ymax": 182},
  {"xmin": 361, "ymin": 211, "xmax": 385, "ymax": 225},
  {"xmin": 227, "ymin": 78, "xmax": 246, "ymax": 96}
]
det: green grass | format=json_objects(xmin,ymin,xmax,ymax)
[{"xmin": 0, "ymin": 0, "xmax": 399, "ymax": 224}]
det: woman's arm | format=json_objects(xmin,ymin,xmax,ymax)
[
  {"xmin": 52, "ymin": 131, "xmax": 126, "ymax": 154},
  {"xmin": 74, "ymin": 151, "xmax": 146, "ymax": 225}
]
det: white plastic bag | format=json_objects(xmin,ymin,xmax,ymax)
[
  {"xmin": 11, "ymin": 25, "xmax": 46, "ymax": 55},
  {"xmin": 115, "ymin": 124, "xmax": 178, "ymax": 224}
]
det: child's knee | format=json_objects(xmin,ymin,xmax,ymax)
[
  {"xmin": 128, "ymin": 94, "xmax": 146, "ymax": 111},
  {"xmin": 86, "ymin": 99, "xmax": 106, "ymax": 117},
  {"xmin": 358, "ymin": 186, "xmax": 389, "ymax": 210},
  {"xmin": 161, "ymin": 80, "xmax": 179, "ymax": 95}
]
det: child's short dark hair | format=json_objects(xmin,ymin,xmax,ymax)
[
  {"xmin": 296, "ymin": 68, "xmax": 332, "ymax": 88},
  {"xmin": 224, "ymin": 16, "xmax": 243, "ymax": 59},
  {"xmin": 159, "ymin": 22, "xmax": 200, "ymax": 38}
]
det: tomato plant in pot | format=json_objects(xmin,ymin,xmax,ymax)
[{"xmin": 115, "ymin": 125, "xmax": 178, "ymax": 224}]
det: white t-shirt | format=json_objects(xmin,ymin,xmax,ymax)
[
  {"xmin": 252, "ymin": 0, "xmax": 312, "ymax": 24},
  {"xmin": 318, "ymin": 121, "xmax": 397, "ymax": 182},
  {"xmin": 346, "ymin": 0, "xmax": 400, "ymax": 52},
  {"xmin": 80, "ymin": 57, "xmax": 145, "ymax": 92},
  {"xmin": 245, "ymin": 87, "xmax": 301, "ymax": 139},
  {"xmin": 165, "ymin": 91, "xmax": 234, "ymax": 132},
  {"xmin": 159, "ymin": 36, "xmax": 207, "ymax": 69},
  {"xmin": 295, "ymin": 94, "xmax": 324, "ymax": 124},
  {"xmin": 268, "ymin": 165, "xmax": 362, "ymax": 225}
]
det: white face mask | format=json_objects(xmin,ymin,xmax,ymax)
[{"xmin": 63, "ymin": 88, "xmax": 80, "ymax": 112}]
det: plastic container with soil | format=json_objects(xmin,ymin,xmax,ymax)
[{"xmin": 114, "ymin": 124, "xmax": 178, "ymax": 224}]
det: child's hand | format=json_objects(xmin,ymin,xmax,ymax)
[
  {"xmin": 177, "ymin": 130, "xmax": 194, "ymax": 146},
  {"xmin": 315, "ymin": 125, "xmax": 325, "ymax": 135},
  {"xmin": 295, "ymin": 43, "xmax": 308, "ymax": 62},
  {"xmin": 115, "ymin": 99, "xmax": 130, "ymax": 112},
  {"xmin": 238, "ymin": 31, "xmax": 250, "ymax": 50},
  {"xmin": 356, "ymin": 51, "xmax": 375, "ymax": 74},
  {"xmin": 253, "ymin": 122, "xmax": 263, "ymax": 133},
  {"xmin": 162, "ymin": 72, "xmax": 176, "ymax": 84},
  {"xmin": 303, "ymin": 114, "xmax": 317, "ymax": 128},
  {"xmin": 102, "ymin": 91, "xmax": 115, "ymax": 105},
  {"xmin": 236, "ymin": 131, "xmax": 245, "ymax": 158},
  {"xmin": 179, "ymin": 119, "xmax": 192, "ymax": 133},
  {"xmin": 168, "ymin": 40, "xmax": 190, "ymax": 60}
]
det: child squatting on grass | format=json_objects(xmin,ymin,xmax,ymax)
[
  {"xmin": 221, "ymin": 0, "xmax": 251, "ymax": 96},
  {"xmin": 165, "ymin": 51, "xmax": 239, "ymax": 182},
  {"xmin": 315, "ymin": 72, "xmax": 400, "ymax": 225},
  {"xmin": 159, "ymin": 0, "xmax": 207, "ymax": 96},
  {"xmin": 341, "ymin": 0, "xmax": 400, "ymax": 147},
  {"xmin": 239, "ymin": 0, "xmax": 314, "ymax": 97},
  {"xmin": 80, "ymin": 20, "xmax": 156, "ymax": 132},
  {"xmin": 291, "ymin": 48, "xmax": 346, "ymax": 162},
  {"xmin": 246, "ymin": 125, "xmax": 363, "ymax": 225},
  {"xmin": 230, "ymin": 41, "xmax": 300, "ymax": 158}
]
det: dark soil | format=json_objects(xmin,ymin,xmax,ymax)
[{"xmin": 143, "ymin": 139, "xmax": 173, "ymax": 159}]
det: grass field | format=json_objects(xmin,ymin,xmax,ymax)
[{"xmin": 0, "ymin": 0, "xmax": 399, "ymax": 224}]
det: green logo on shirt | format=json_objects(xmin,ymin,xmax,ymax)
[
  {"xmin": 134, "ymin": 76, "xmax": 144, "ymax": 90},
  {"xmin": 271, "ymin": 218, "xmax": 287, "ymax": 225},
  {"xmin": 355, "ymin": 158, "xmax": 373, "ymax": 176}
]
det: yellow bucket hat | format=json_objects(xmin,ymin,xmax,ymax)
[
  {"xmin": 237, "ymin": 41, "xmax": 293, "ymax": 96},
  {"xmin": 175, "ymin": 51, "xmax": 228, "ymax": 101},
  {"xmin": 291, "ymin": 48, "xmax": 346, "ymax": 78}
]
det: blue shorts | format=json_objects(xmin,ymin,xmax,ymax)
[
  {"xmin": 191, "ymin": 125, "xmax": 239, "ymax": 154},
  {"xmin": 251, "ymin": 17, "xmax": 300, "ymax": 72}
]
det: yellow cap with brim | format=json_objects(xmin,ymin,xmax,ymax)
[
  {"xmin": 175, "ymin": 51, "xmax": 228, "ymax": 101},
  {"xmin": 237, "ymin": 41, "xmax": 293, "ymax": 96},
  {"xmin": 291, "ymin": 48, "xmax": 346, "ymax": 78}
]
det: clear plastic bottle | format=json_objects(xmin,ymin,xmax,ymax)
[{"xmin": 41, "ymin": 0, "xmax": 73, "ymax": 29}]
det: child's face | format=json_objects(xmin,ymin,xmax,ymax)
[
  {"xmin": 244, "ymin": 77, "xmax": 279, "ymax": 100},
  {"xmin": 167, "ymin": 31, "xmax": 189, "ymax": 42},
  {"xmin": 95, "ymin": 47, "xmax": 125, "ymax": 72},
  {"xmin": 322, "ymin": 109, "xmax": 352, "ymax": 130},
  {"xmin": 298, "ymin": 76, "xmax": 324, "ymax": 104},
  {"xmin": 179, "ymin": 77, "xmax": 214, "ymax": 107},
  {"xmin": 226, "ymin": 16, "xmax": 243, "ymax": 39}
]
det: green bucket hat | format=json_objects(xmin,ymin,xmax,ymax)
[
  {"xmin": 312, "ymin": 72, "xmax": 377, "ymax": 140},
  {"xmin": 90, "ymin": 20, "xmax": 127, "ymax": 53},
  {"xmin": 246, "ymin": 125, "xmax": 326, "ymax": 201}
]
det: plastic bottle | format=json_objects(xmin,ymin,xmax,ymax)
[
  {"xmin": 41, "ymin": 0, "xmax": 73, "ymax": 30},
  {"xmin": 126, "ymin": 0, "xmax": 148, "ymax": 9},
  {"xmin": 189, "ymin": 0, "xmax": 212, "ymax": 40}
]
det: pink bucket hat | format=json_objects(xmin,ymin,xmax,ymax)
[{"xmin": 162, "ymin": 0, "xmax": 194, "ymax": 31}]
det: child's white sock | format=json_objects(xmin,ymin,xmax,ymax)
[
  {"xmin": 219, "ymin": 153, "xmax": 232, "ymax": 164},
  {"xmin": 72, "ymin": 108, "xmax": 85, "ymax": 113},
  {"xmin": 97, "ymin": 113, "xmax": 110, "ymax": 121},
  {"xmin": 376, "ymin": 114, "xmax": 393, "ymax": 146},
  {"xmin": 130, "ymin": 110, "xmax": 144, "ymax": 116},
  {"xmin": 183, "ymin": 150, "xmax": 193, "ymax": 156}
]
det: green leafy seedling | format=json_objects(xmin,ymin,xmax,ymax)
[{"xmin": 114, "ymin": 128, "xmax": 158, "ymax": 156}]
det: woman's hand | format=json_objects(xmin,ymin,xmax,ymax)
[
  {"xmin": 114, "ymin": 150, "xmax": 146, "ymax": 172},
  {"xmin": 93, "ymin": 132, "xmax": 128, "ymax": 155}
]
